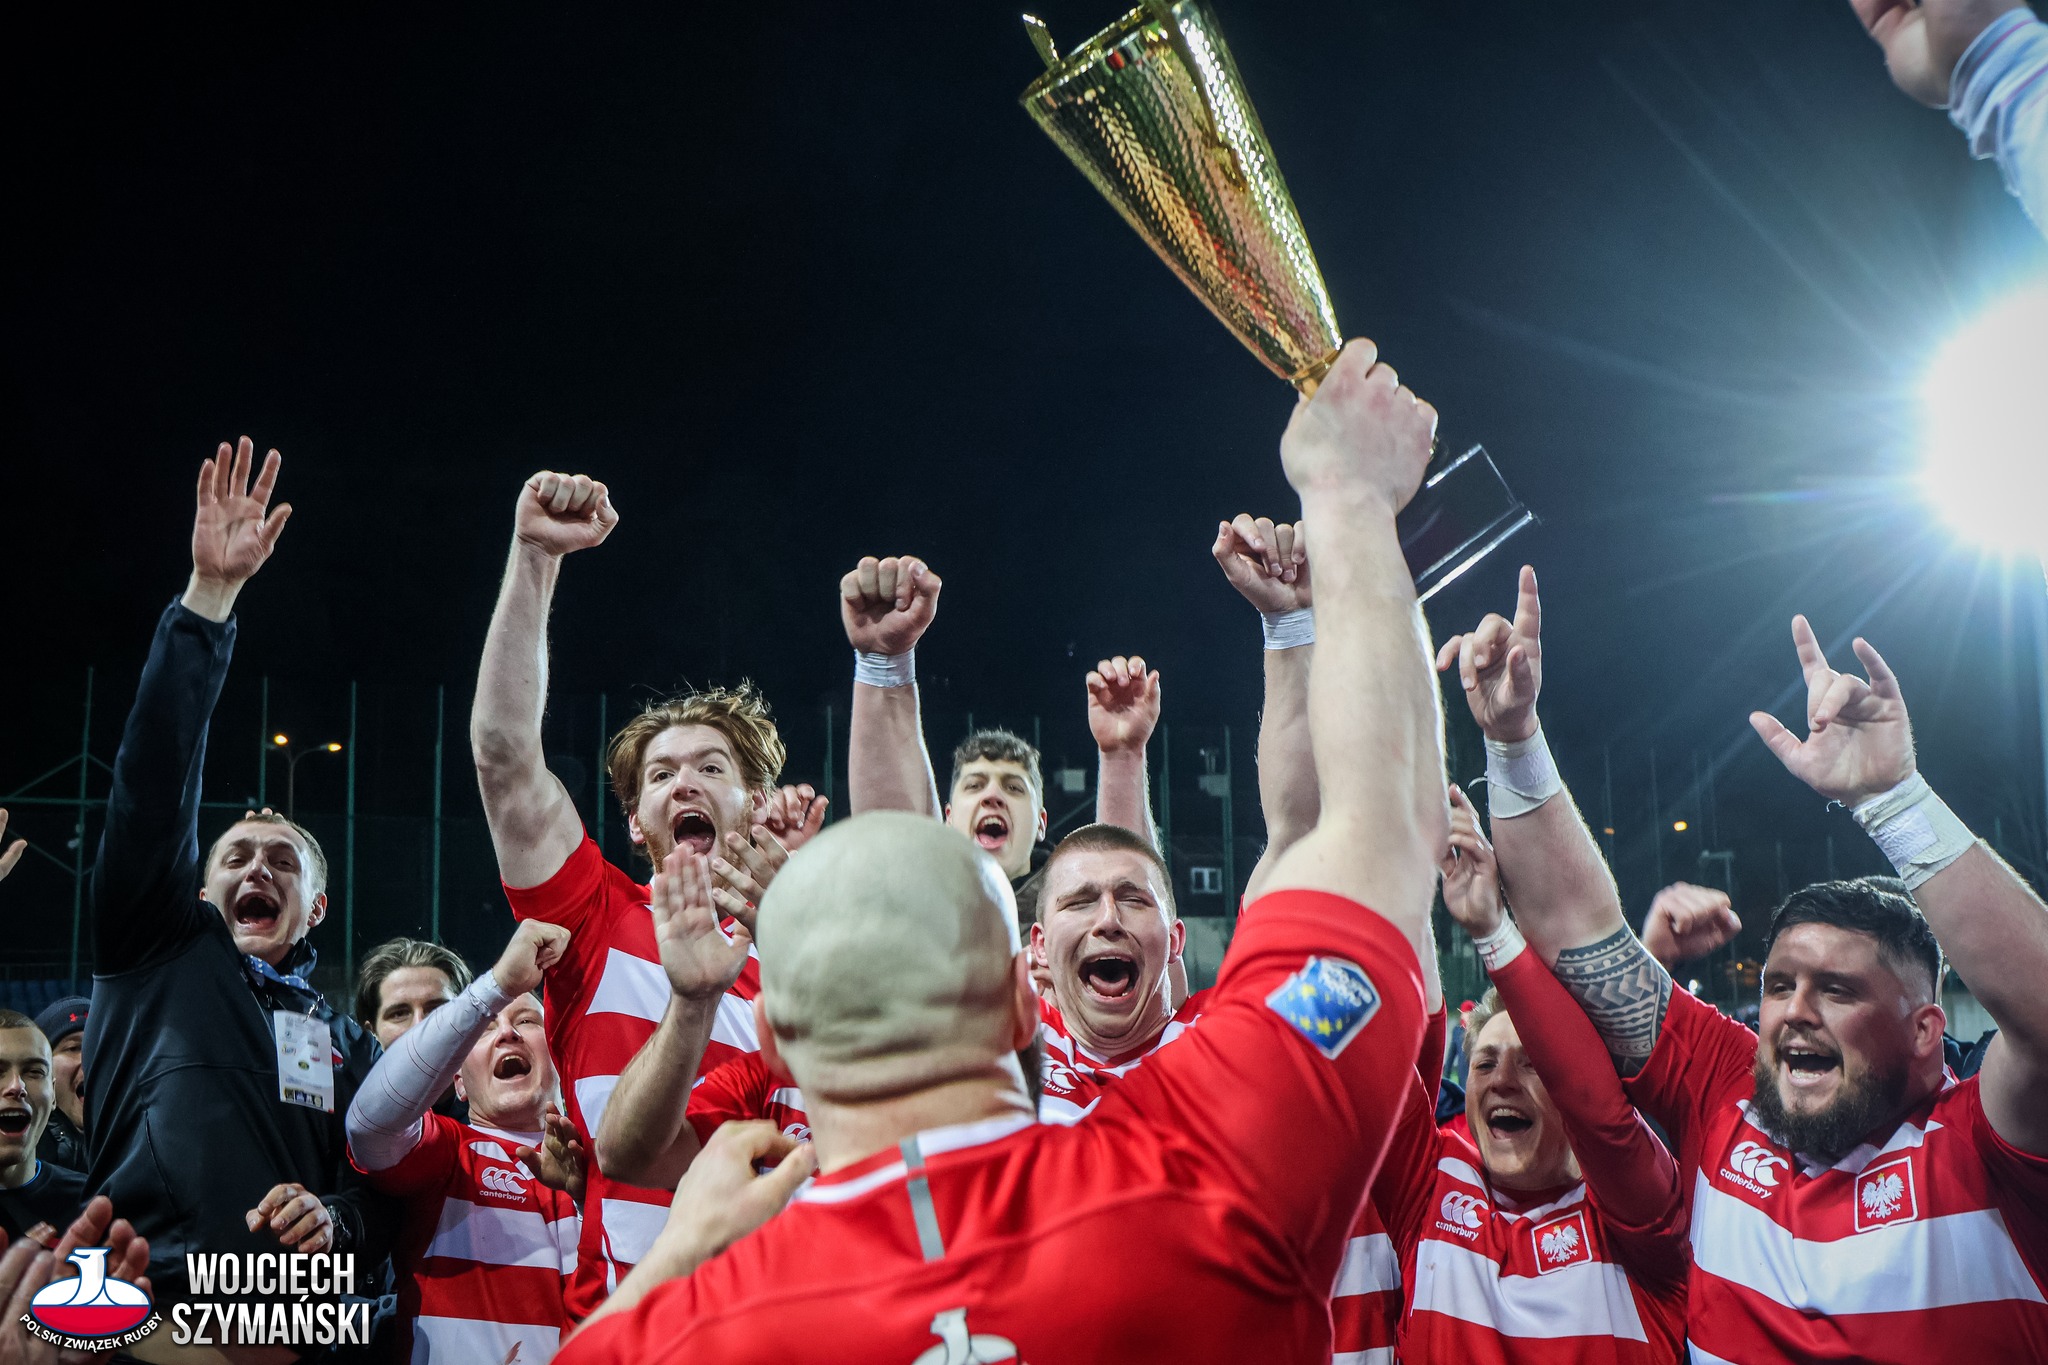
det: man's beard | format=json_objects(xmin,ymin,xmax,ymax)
[{"xmin": 1748, "ymin": 1047, "xmax": 1908, "ymax": 1162}]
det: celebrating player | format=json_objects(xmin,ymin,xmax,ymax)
[
  {"xmin": 470, "ymin": 471, "xmax": 823, "ymax": 1319},
  {"xmin": 553, "ymin": 337, "xmax": 1444, "ymax": 1363},
  {"xmin": 1444, "ymin": 578, "xmax": 2048, "ymax": 1359},
  {"xmin": 346, "ymin": 920, "xmax": 580, "ymax": 1363}
]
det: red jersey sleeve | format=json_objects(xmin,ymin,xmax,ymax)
[
  {"xmin": 1098, "ymin": 888, "xmax": 1426, "ymax": 1271},
  {"xmin": 353, "ymin": 1111, "xmax": 460, "ymax": 1197},
  {"xmin": 1624, "ymin": 984, "xmax": 1758, "ymax": 1164},
  {"xmin": 686, "ymin": 1054, "xmax": 772, "ymax": 1148},
  {"xmin": 1489, "ymin": 949, "xmax": 1688, "ymax": 1286},
  {"xmin": 1417, "ymin": 1005, "xmax": 1448, "ymax": 1095},
  {"xmin": 1965, "ymin": 1074, "xmax": 2048, "ymax": 1211},
  {"xmin": 1368, "ymin": 1070, "xmax": 1444, "ymax": 1259},
  {"xmin": 502, "ymin": 832, "xmax": 620, "ymax": 934}
]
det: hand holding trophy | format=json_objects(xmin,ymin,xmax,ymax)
[{"xmin": 1021, "ymin": 0, "xmax": 1531, "ymax": 598}]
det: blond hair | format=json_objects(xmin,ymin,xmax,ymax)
[{"xmin": 605, "ymin": 684, "xmax": 786, "ymax": 816}]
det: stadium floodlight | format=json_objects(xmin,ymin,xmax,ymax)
[{"xmin": 1919, "ymin": 281, "xmax": 2048, "ymax": 558}]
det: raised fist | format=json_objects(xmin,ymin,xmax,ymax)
[
  {"xmin": 1279, "ymin": 339, "xmax": 1436, "ymax": 514},
  {"xmin": 1640, "ymin": 883, "xmax": 1742, "ymax": 969},
  {"xmin": 493, "ymin": 920, "xmax": 571, "ymax": 996},
  {"xmin": 840, "ymin": 555, "xmax": 941, "ymax": 657},
  {"xmin": 1087, "ymin": 656, "xmax": 1162, "ymax": 755},
  {"xmin": 1212, "ymin": 515, "xmax": 1311, "ymax": 615},
  {"xmin": 1436, "ymin": 565, "xmax": 1543, "ymax": 744},
  {"xmin": 515, "ymin": 472, "xmax": 619, "ymax": 558}
]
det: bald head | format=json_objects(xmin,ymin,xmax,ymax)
[{"xmin": 757, "ymin": 811, "xmax": 1023, "ymax": 1102}]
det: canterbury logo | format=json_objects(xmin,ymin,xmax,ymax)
[
  {"xmin": 1439, "ymin": 1192, "xmax": 1487, "ymax": 1229},
  {"xmin": 478, "ymin": 1166, "xmax": 527, "ymax": 1199},
  {"xmin": 1728, "ymin": 1142, "xmax": 1789, "ymax": 1186}
]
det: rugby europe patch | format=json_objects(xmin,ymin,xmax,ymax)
[{"xmin": 1266, "ymin": 956, "xmax": 1380, "ymax": 1059}]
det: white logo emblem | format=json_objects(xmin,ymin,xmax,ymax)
[
  {"xmin": 1439, "ymin": 1192, "xmax": 1487, "ymax": 1230},
  {"xmin": 1540, "ymin": 1223, "xmax": 1580, "ymax": 1263},
  {"xmin": 1728, "ymin": 1141, "xmax": 1789, "ymax": 1187},
  {"xmin": 478, "ymin": 1165, "xmax": 528, "ymax": 1199},
  {"xmin": 909, "ymin": 1308, "xmax": 1017, "ymax": 1364},
  {"xmin": 1530, "ymin": 1209, "xmax": 1591, "ymax": 1273},
  {"xmin": 1854, "ymin": 1155, "xmax": 1919, "ymax": 1232},
  {"xmin": 1039, "ymin": 1060, "xmax": 1078, "ymax": 1096}
]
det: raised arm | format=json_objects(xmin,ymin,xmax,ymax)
[
  {"xmin": 1262, "ymin": 341, "xmax": 1445, "ymax": 951},
  {"xmin": 348, "ymin": 921, "xmax": 568, "ymax": 1171},
  {"xmin": 841, "ymin": 555, "xmax": 943, "ymax": 817},
  {"xmin": 1438, "ymin": 567, "xmax": 1674, "ymax": 1074},
  {"xmin": 592, "ymin": 847, "xmax": 752, "ymax": 1188},
  {"xmin": 472, "ymin": 472, "xmax": 618, "ymax": 889},
  {"xmin": 1441, "ymin": 786, "xmax": 1681, "ymax": 1231},
  {"xmin": 1089, "ymin": 655, "xmax": 1161, "ymax": 845},
  {"xmin": 1751, "ymin": 615, "xmax": 2048, "ymax": 1154},
  {"xmin": 94, "ymin": 439, "xmax": 292, "ymax": 972},
  {"xmin": 1213, "ymin": 515, "xmax": 1317, "ymax": 903}
]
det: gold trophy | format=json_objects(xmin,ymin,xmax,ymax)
[{"xmin": 1021, "ymin": 1, "xmax": 1531, "ymax": 599}]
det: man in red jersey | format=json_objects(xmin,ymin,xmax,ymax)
[
  {"xmin": 1438, "ymin": 580, "xmax": 2048, "ymax": 1362},
  {"xmin": 555, "ymin": 337, "xmax": 1445, "ymax": 1364},
  {"xmin": 1370, "ymin": 784, "xmax": 1687, "ymax": 1364},
  {"xmin": 470, "ymin": 470, "xmax": 827, "ymax": 1319},
  {"xmin": 347, "ymin": 920, "xmax": 580, "ymax": 1364}
]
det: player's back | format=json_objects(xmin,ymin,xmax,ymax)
[{"xmin": 559, "ymin": 890, "xmax": 1427, "ymax": 1364}]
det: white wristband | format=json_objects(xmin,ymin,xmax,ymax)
[
  {"xmin": 854, "ymin": 647, "xmax": 915, "ymax": 688},
  {"xmin": 1472, "ymin": 917, "xmax": 1526, "ymax": 973},
  {"xmin": 1261, "ymin": 607, "xmax": 1315, "ymax": 651},
  {"xmin": 1483, "ymin": 727, "xmax": 1561, "ymax": 818},
  {"xmin": 1851, "ymin": 773, "xmax": 1975, "ymax": 890}
]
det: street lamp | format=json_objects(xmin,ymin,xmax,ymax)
[
  {"xmin": 1918, "ymin": 280, "xmax": 2048, "ymax": 856},
  {"xmin": 269, "ymin": 735, "xmax": 344, "ymax": 819}
]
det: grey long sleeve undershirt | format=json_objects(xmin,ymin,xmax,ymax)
[{"xmin": 345, "ymin": 969, "xmax": 517, "ymax": 1172}]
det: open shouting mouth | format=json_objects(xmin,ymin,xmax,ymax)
[
  {"xmin": 1078, "ymin": 950, "xmax": 1139, "ymax": 1005},
  {"xmin": 0, "ymin": 1107, "xmax": 32, "ymax": 1139},
  {"xmin": 671, "ymin": 810, "xmax": 716, "ymax": 857},
  {"xmin": 1485, "ymin": 1105, "xmax": 1535, "ymax": 1142},
  {"xmin": 232, "ymin": 885, "xmax": 282, "ymax": 933},
  {"xmin": 491, "ymin": 1053, "xmax": 534, "ymax": 1082},
  {"xmin": 1779, "ymin": 1037, "xmax": 1842, "ymax": 1092},
  {"xmin": 973, "ymin": 810, "xmax": 1010, "ymax": 853}
]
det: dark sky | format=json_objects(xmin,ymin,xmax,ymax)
[{"xmin": 5, "ymin": 1, "xmax": 2045, "ymax": 981}]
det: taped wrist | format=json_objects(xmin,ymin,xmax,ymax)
[
  {"xmin": 1472, "ymin": 917, "xmax": 1526, "ymax": 972},
  {"xmin": 854, "ymin": 647, "xmax": 915, "ymax": 688},
  {"xmin": 1852, "ymin": 773, "xmax": 1975, "ymax": 890},
  {"xmin": 1484, "ymin": 727, "xmax": 1561, "ymax": 818},
  {"xmin": 1261, "ymin": 607, "xmax": 1315, "ymax": 651}
]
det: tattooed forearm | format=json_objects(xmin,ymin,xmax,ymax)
[{"xmin": 1550, "ymin": 928, "xmax": 1673, "ymax": 1077}]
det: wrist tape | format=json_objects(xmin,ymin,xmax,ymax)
[
  {"xmin": 1484, "ymin": 727, "xmax": 1561, "ymax": 818},
  {"xmin": 1261, "ymin": 607, "xmax": 1315, "ymax": 651},
  {"xmin": 1472, "ymin": 916, "xmax": 1526, "ymax": 972},
  {"xmin": 1852, "ymin": 772, "xmax": 1975, "ymax": 890},
  {"xmin": 854, "ymin": 647, "xmax": 915, "ymax": 688}
]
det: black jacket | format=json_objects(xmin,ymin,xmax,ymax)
[
  {"xmin": 36, "ymin": 1108, "xmax": 86, "ymax": 1174},
  {"xmin": 84, "ymin": 600, "xmax": 396, "ymax": 1304}
]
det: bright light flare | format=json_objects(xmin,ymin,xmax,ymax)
[{"xmin": 1920, "ymin": 282, "xmax": 2048, "ymax": 556}]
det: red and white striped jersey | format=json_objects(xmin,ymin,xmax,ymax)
[
  {"xmin": 1032, "ymin": 989, "xmax": 1207, "ymax": 1126},
  {"xmin": 687, "ymin": 1050, "xmax": 810, "ymax": 1146},
  {"xmin": 554, "ymin": 889, "xmax": 1427, "ymax": 1365},
  {"xmin": 358, "ymin": 1114, "xmax": 579, "ymax": 1364},
  {"xmin": 504, "ymin": 834, "xmax": 764, "ymax": 1320},
  {"xmin": 1627, "ymin": 986, "xmax": 2048, "ymax": 1363},
  {"xmin": 1372, "ymin": 1082, "xmax": 1688, "ymax": 1365}
]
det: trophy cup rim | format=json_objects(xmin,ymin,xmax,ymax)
[{"xmin": 1018, "ymin": 0, "xmax": 1213, "ymax": 105}]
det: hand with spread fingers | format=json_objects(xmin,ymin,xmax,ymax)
[
  {"xmin": 841, "ymin": 555, "xmax": 942, "ymax": 658},
  {"xmin": 514, "ymin": 472, "xmax": 620, "ymax": 559},
  {"xmin": 1087, "ymin": 656, "xmax": 1162, "ymax": 756},
  {"xmin": 1640, "ymin": 882, "xmax": 1742, "ymax": 969},
  {"xmin": 1212, "ymin": 514, "xmax": 1311, "ymax": 614},
  {"xmin": 758, "ymin": 784, "xmax": 829, "ymax": 855},
  {"xmin": 184, "ymin": 436, "xmax": 294, "ymax": 622},
  {"xmin": 652, "ymin": 845, "xmax": 752, "ymax": 1003},
  {"xmin": 245, "ymin": 1181, "xmax": 333, "ymax": 1253},
  {"xmin": 1436, "ymin": 565, "xmax": 1544, "ymax": 745},
  {"xmin": 1439, "ymin": 786, "xmax": 1506, "ymax": 940},
  {"xmin": 1749, "ymin": 616, "xmax": 1915, "ymax": 808},
  {"xmin": 710, "ymin": 825, "xmax": 797, "ymax": 928},
  {"xmin": 514, "ymin": 1101, "xmax": 588, "ymax": 1208}
]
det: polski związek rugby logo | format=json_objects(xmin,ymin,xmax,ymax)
[{"xmin": 28, "ymin": 1246, "xmax": 156, "ymax": 1340}]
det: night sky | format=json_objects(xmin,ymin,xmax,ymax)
[{"xmin": 6, "ymin": 1, "xmax": 2045, "ymax": 988}]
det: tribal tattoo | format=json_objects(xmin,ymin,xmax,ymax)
[{"xmin": 1550, "ymin": 928, "xmax": 1672, "ymax": 1077}]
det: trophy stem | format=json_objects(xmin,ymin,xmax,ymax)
[{"xmin": 1290, "ymin": 347, "xmax": 1342, "ymax": 396}]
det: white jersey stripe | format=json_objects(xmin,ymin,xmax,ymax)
[
  {"xmin": 1331, "ymin": 1350, "xmax": 1394, "ymax": 1365},
  {"xmin": 423, "ymin": 1199, "xmax": 571, "ymax": 1271},
  {"xmin": 1333, "ymin": 1232, "xmax": 1400, "ymax": 1296},
  {"xmin": 1687, "ymin": 1344, "xmax": 1741, "ymax": 1365},
  {"xmin": 585, "ymin": 947, "xmax": 670, "ymax": 1025},
  {"xmin": 409, "ymin": 1314, "xmax": 561, "ymax": 1365},
  {"xmin": 1689, "ymin": 1171, "xmax": 2048, "ymax": 1315},
  {"xmin": 599, "ymin": 1194, "xmax": 670, "ymax": 1266},
  {"xmin": 1410, "ymin": 1238, "xmax": 1650, "ymax": 1341},
  {"xmin": 572, "ymin": 1074, "xmax": 620, "ymax": 1151},
  {"xmin": 711, "ymin": 991, "xmax": 760, "ymax": 1053}
]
